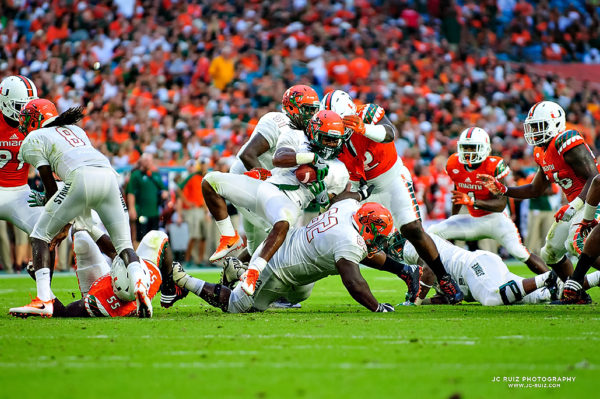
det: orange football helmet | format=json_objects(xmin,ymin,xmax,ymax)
[
  {"xmin": 18, "ymin": 99, "xmax": 58, "ymax": 135},
  {"xmin": 353, "ymin": 202, "xmax": 394, "ymax": 255},
  {"xmin": 282, "ymin": 85, "xmax": 320, "ymax": 128},
  {"xmin": 306, "ymin": 110, "xmax": 349, "ymax": 160}
]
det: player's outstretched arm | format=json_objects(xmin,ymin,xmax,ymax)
[
  {"xmin": 564, "ymin": 145, "xmax": 600, "ymax": 201},
  {"xmin": 239, "ymin": 134, "xmax": 271, "ymax": 171},
  {"xmin": 374, "ymin": 114, "xmax": 398, "ymax": 143},
  {"xmin": 478, "ymin": 168, "xmax": 549, "ymax": 199},
  {"xmin": 336, "ymin": 258, "xmax": 386, "ymax": 312},
  {"xmin": 273, "ymin": 147, "xmax": 313, "ymax": 168}
]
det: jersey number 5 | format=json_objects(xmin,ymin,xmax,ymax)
[
  {"xmin": 305, "ymin": 208, "xmax": 338, "ymax": 242},
  {"xmin": 56, "ymin": 127, "xmax": 85, "ymax": 147}
]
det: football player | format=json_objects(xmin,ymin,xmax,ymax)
[
  {"xmin": 50, "ymin": 229, "xmax": 185, "ymax": 317},
  {"xmin": 322, "ymin": 90, "xmax": 464, "ymax": 304},
  {"xmin": 229, "ymin": 85, "xmax": 320, "ymax": 254},
  {"xmin": 387, "ymin": 232, "xmax": 559, "ymax": 306},
  {"xmin": 8, "ymin": 99, "xmax": 151, "ymax": 318},
  {"xmin": 555, "ymin": 174, "xmax": 600, "ymax": 303},
  {"xmin": 428, "ymin": 127, "xmax": 548, "ymax": 274},
  {"xmin": 172, "ymin": 200, "xmax": 406, "ymax": 313},
  {"xmin": 202, "ymin": 110, "xmax": 354, "ymax": 296},
  {"xmin": 479, "ymin": 101, "xmax": 600, "ymax": 282},
  {"xmin": 0, "ymin": 76, "xmax": 45, "ymax": 260}
]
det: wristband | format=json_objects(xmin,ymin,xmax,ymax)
[
  {"xmin": 569, "ymin": 197, "xmax": 584, "ymax": 211},
  {"xmin": 583, "ymin": 202, "xmax": 598, "ymax": 220},
  {"xmin": 364, "ymin": 124, "xmax": 387, "ymax": 142},
  {"xmin": 295, "ymin": 152, "xmax": 315, "ymax": 165}
]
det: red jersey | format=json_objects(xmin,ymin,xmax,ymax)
[
  {"xmin": 337, "ymin": 103, "xmax": 398, "ymax": 181},
  {"xmin": 446, "ymin": 153, "xmax": 510, "ymax": 217},
  {"xmin": 534, "ymin": 130, "xmax": 599, "ymax": 202},
  {"xmin": 0, "ymin": 116, "xmax": 29, "ymax": 187},
  {"xmin": 84, "ymin": 260, "xmax": 161, "ymax": 317}
]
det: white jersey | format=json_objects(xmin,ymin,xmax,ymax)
[
  {"xmin": 400, "ymin": 234, "xmax": 480, "ymax": 281},
  {"xmin": 267, "ymin": 128, "xmax": 349, "ymax": 208},
  {"xmin": 269, "ymin": 199, "xmax": 367, "ymax": 286},
  {"xmin": 19, "ymin": 124, "xmax": 112, "ymax": 182},
  {"xmin": 232, "ymin": 112, "xmax": 292, "ymax": 173}
]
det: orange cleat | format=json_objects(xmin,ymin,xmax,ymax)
[
  {"xmin": 209, "ymin": 232, "xmax": 245, "ymax": 264},
  {"xmin": 241, "ymin": 268, "xmax": 260, "ymax": 296},
  {"xmin": 9, "ymin": 296, "xmax": 54, "ymax": 318}
]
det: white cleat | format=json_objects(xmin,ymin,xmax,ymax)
[
  {"xmin": 172, "ymin": 262, "xmax": 191, "ymax": 288},
  {"xmin": 134, "ymin": 280, "xmax": 153, "ymax": 318},
  {"xmin": 9, "ymin": 297, "xmax": 54, "ymax": 318}
]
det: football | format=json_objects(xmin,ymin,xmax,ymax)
[{"xmin": 295, "ymin": 164, "xmax": 317, "ymax": 184}]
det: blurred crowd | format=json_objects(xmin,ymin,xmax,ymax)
[{"xmin": 1, "ymin": 0, "xmax": 600, "ymax": 271}]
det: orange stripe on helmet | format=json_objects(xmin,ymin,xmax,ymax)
[{"xmin": 16, "ymin": 75, "xmax": 34, "ymax": 97}]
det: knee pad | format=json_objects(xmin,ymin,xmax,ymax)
[
  {"xmin": 499, "ymin": 280, "xmax": 524, "ymax": 305},
  {"xmin": 541, "ymin": 243, "xmax": 564, "ymax": 265}
]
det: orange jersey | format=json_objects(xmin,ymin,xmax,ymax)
[
  {"xmin": 0, "ymin": 116, "xmax": 29, "ymax": 187},
  {"xmin": 534, "ymin": 130, "xmax": 599, "ymax": 202},
  {"xmin": 84, "ymin": 260, "xmax": 162, "ymax": 317},
  {"xmin": 337, "ymin": 103, "xmax": 398, "ymax": 181},
  {"xmin": 446, "ymin": 153, "xmax": 510, "ymax": 217}
]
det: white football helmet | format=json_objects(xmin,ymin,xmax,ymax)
[
  {"xmin": 320, "ymin": 89, "xmax": 357, "ymax": 117},
  {"xmin": 457, "ymin": 127, "xmax": 491, "ymax": 166},
  {"xmin": 110, "ymin": 257, "xmax": 151, "ymax": 302},
  {"xmin": 523, "ymin": 101, "xmax": 566, "ymax": 146},
  {"xmin": 0, "ymin": 75, "xmax": 38, "ymax": 121}
]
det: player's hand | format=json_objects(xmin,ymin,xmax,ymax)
[
  {"xmin": 244, "ymin": 167, "xmax": 272, "ymax": 181},
  {"xmin": 359, "ymin": 104, "xmax": 385, "ymax": 124},
  {"xmin": 309, "ymin": 180, "xmax": 330, "ymax": 208},
  {"xmin": 375, "ymin": 303, "xmax": 395, "ymax": 312},
  {"xmin": 49, "ymin": 223, "xmax": 72, "ymax": 251},
  {"xmin": 343, "ymin": 115, "xmax": 366, "ymax": 135},
  {"xmin": 312, "ymin": 154, "xmax": 329, "ymax": 181},
  {"xmin": 554, "ymin": 204, "xmax": 577, "ymax": 222},
  {"xmin": 477, "ymin": 174, "xmax": 507, "ymax": 195},
  {"xmin": 451, "ymin": 190, "xmax": 474, "ymax": 206},
  {"xmin": 577, "ymin": 218, "xmax": 598, "ymax": 236},
  {"xmin": 357, "ymin": 178, "xmax": 374, "ymax": 201},
  {"xmin": 28, "ymin": 189, "xmax": 46, "ymax": 207}
]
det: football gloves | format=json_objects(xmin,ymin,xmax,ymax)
[
  {"xmin": 312, "ymin": 154, "xmax": 329, "ymax": 181},
  {"xmin": 343, "ymin": 114, "xmax": 366, "ymax": 135},
  {"xmin": 357, "ymin": 178, "xmax": 374, "ymax": 201},
  {"xmin": 451, "ymin": 190, "xmax": 474, "ymax": 206},
  {"xmin": 244, "ymin": 167, "xmax": 272, "ymax": 181},
  {"xmin": 308, "ymin": 180, "xmax": 330, "ymax": 208},
  {"xmin": 28, "ymin": 189, "xmax": 46, "ymax": 207}
]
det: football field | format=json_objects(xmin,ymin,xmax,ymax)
[{"xmin": 0, "ymin": 264, "xmax": 598, "ymax": 399}]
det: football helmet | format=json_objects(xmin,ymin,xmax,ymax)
[
  {"xmin": 282, "ymin": 85, "xmax": 320, "ymax": 128},
  {"xmin": 320, "ymin": 89, "xmax": 357, "ymax": 118},
  {"xmin": 352, "ymin": 202, "xmax": 394, "ymax": 255},
  {"xmin": 18, "ymin": 99, "xmax": 58, "ymax": 135},
  {"xmin": 0, "ymin": 75, "xmax": 38, "ymax": 121},
  {"xmin": 523, "ymin": 101, "xmax": 566, "ymax": 146},
  {"xmin": 110, "ymin": 257, "xmax": 135, "ymax": 302},
  {"xmin": 457, "ymin": 127, "xmax": 491, "ymax": 166},
  {"xmin": 306, "ymin": 110, "xmax": 348, "ymax": 160}
]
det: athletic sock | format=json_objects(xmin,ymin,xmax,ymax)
[
  {"xmin": 216, "ymin": 216, "xmax": 236, "ymax": 237},
  {"xmin": 184, "ymin": 276, "xmax": 206, "ymax": 296},
  {"xmin": 534, "ymin": 271, "xmax": 551, "ymax": 289},
  {"xmin": 586, "ymin": 271, "xmax": 600, "ymax": 288},
  {"xmin": 35, "ymin": 268, "xmax": 54, "ymax": 301},
  {"xmin": 572, "ymin": 253, "xmax": 594, "ymax": 284},
  {"xmin": 428, "ymin": 256, "xmax": 447, "ymax": 280}
]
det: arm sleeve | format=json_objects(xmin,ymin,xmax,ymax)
[{"xmin": 493, "ymin": 159, "xmax": 510, "ymax": 180}]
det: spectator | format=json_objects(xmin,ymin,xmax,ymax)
[
  {"xmin": 126, "ymin": 153, "xmax": 167, "ymax": 245},
  {"xmin": 209, "ymin": 46, "xmax": 235, "ymax": 91}
]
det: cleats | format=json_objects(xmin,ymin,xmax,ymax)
[
  {"xmin": 160, "ymin": 285, "xmax": 189, "ymax": 309},
  {"xmin": 551, "ymin": 279, "xmax": 592, "ymax": 305},
  {"xmin": 398, "ymin": 264, "xmax": 422, "ymax": 303},
  {"xmin": 438, "ymin": 274, "xmax": 464, "ymax": 304},
  {"xmin": 209, "ymin": 233, "xmax": 245, "ymax": 264},
  {"xmin": 543, "ymin": 270, "xmax": 563, "ymax": 301},
  {"xmin": 9, "ymin": 296, "xmax": 54, "ymax": 318},
  {"xmin": 240, "ymin": 268, "xmax": 259, "ymax": 296}
]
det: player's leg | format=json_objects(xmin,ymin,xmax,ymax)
[
  {"xmin": 52, "ymin": 299, "xmax": 89, "ymax": 317},
  {"xmin": 540, "ymin": 220, "xmax": 573, "ymax": 281},
  {"xmin": 202, "ymin": 172, "xmax": 264, "ymax": 261},
  {"xmin": 72, "ymin": 230, "xmax": 110, "ymax": 296},
  {"xmin": 10, "ymin": 179, "xmax": 87, "ymax": 317},
  {"xmin": 491, "ymin": 213, "xmax": 549, "ymax": 274},
  {"xmin": 172, "ymin": 262, "xmax": 233, "ymax": 311},
  {"xmin": 427, "ymin": 214, "xmax": 487, "ymax": 241},
  {"xmin": 91, "ymin": 170, "xmax": 151, "ymax": 317},
  {"xmin": 463, "ymin": 253, "xmax": 525, "ymax": 306}
]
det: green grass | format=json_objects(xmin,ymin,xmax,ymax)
[{"xmin": 0, "ymin": 265, "xmax": 598, "ymax": 399}]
